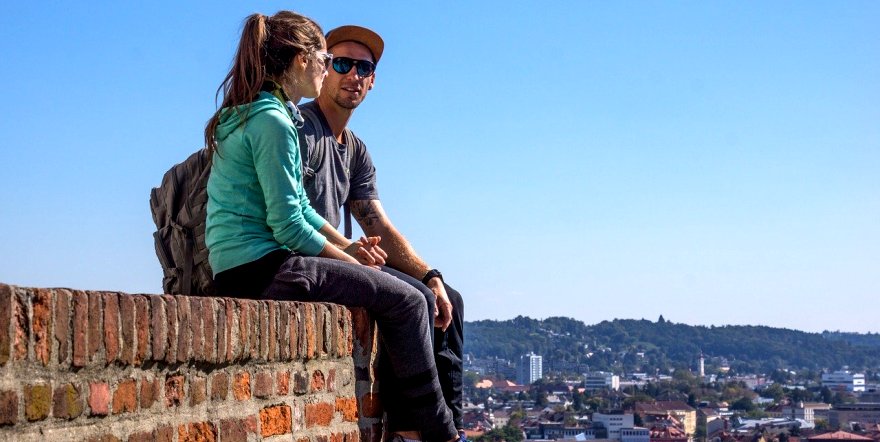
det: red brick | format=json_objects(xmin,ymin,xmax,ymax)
[
  {"xmin": 156, "ymin": 426, "xmax": 175, "ymax": 442},
  {"xmin": 201, "ymin": 298, "xmax": 216, "ymax": 362},
  {"xmin": 189, "ymin": 376, "xmax": 207, "ymax": 406},
  {"xmin": 361, "ymin": 392, "xmax": 382, "ymax": 418},
  {"xmin": 88, "ymin": 291, "xmax": 103, "ymax": 362},
  {"xmin": 317, "ymin": 304, "xmax": 329, "ymax": 357},
  {"xmin": 305, "ymin": 402, "xmax": 334, "ymax": 427},
  {"xmin": 128, "ymin": 431, "xmax": 155, "ymax": 442},
  {"xmin": 12, "ymin": 289, "xmax": 28, "ymax": 361},
  {"xmin": 210, "ymin": 372, "xmax": 228, "ymax": 401},
  {"xmin": 163, "ymin": 295, "xmax": 178, "ymax": 364},
  {"xmin": 178, "ymin": 421, "xmax": 217, "ymax": 442},
  {"xmin": 268, "ymin": 301, "xmax": 277, "ymax": 360},
  {"xmin": 304, "ymin": 304, "xmax": 316, "ymax": 359},
  {"xmin": 224, "ymin": 299, "xmax": 235, "ymax": 362},
  {"xmin": 233, "ymin": 372, "xmax": 251, "ymax": 401},
  {"xmin": 140, "ymin": 376, "xmax": 160, "ymax": 409},
  {"xmin": 236, "ymin": 299, "xmax": 249, "ymax": 361},
  {"xmin": 112, "ymin": 378, "xmax": 137, "ymax": 414},
  {"xmin": 350, "ymin": 308, "xmax": 372, "ymax": 358},
  {"xmin": 24, "ymin": 383, "xmax": 51, "ymax": 421},
  {"xmin": 260, "ymin": 404, "xmax": 292, "ymax": 436},
  {"xmin": 279, "ymin": 301, "xmax": 290, "ymax": 360},
  {"xmin": 248, "ymin": 303, "xmax": 259, "ymax": 359},
  {"xmin": 220, "ymin": 417, "xmax": 257, "ymax": 442},
  {"xmin": 0, "ymin": 284, "xmax": 12, "ymax": 365},
  {"xmin": 52, "ymin": 383, "xmax": 83, "ymax": 419},
  {"xmin": 189, "ymin": 297, "xmax": 204, "ymax": 361},
  {"xmin": 288, "ymin": 303, "xmax": 299, "ymax": 359},
  {"xmin": 53, "ymin": 289, "xmax": 71, "ymax": 364},
  {"xmin": 335, "ymin": 397, "xmax": 358, "ymax": 422},
  {"xmin": 72, "ymin": 290, "xmax": 90, "ymax": 366},
  {"xmin": 254, "ymin": 370, "xmax": 273, "ymax": 399},
  {"xmin": 103, "ymin": 293, "xmax": 120, "ymax": 363},
  {"xmin": 293, "ymin": 370, "xmax": 309, "ymax": 394},
  {"xmin": 150, "ymin": 295, "xmax": 166, "ymax": 360},
  {"xmin": 165, "ymin": 374, "xmax": 184, "ymax": 407},
  {"xmin": 277, "ymin": 370, "xmax": 290, "ymax": 395},
  {"xmin": 119, "ymin": 295, "xmax": 136, "ymax": 364},
  {"xmin": 0, "ymin": 390, "xmax": 18, "ymax": 425},
  {"xmin": 258, "ymin": 303, "xmax": 269, "ymax": 361},
  {"xmin": 33, "ymin": 288, "xmax": 52, "ymax": 365},
  {"xmin": 176, "ymin": 295, "xmax": 191, "ymax": 362},
  {"xmin": 327, "ymin": 369, "xmax": 336, "ymax": 392},
  {"xmin": 312, "ymin": 370, "xmax": 327, "ymax": 392},
  {"xmin": 134, "ymin": 296, "xmax": 150, "ymax": 363},
  {"xmin": 331, "ymin": 433, "xmax": 344, "ymax": 442},
  {"xmin": 215, "ymin": 299, "xmax": 226, "ymax": 363},
  {"xmin": 89, "ymin": 382, "xmax": 110, "ymax": 416}
]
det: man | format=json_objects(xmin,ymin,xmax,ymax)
[{"xmin": 298, "ymin": 25, "xmax": 465, "ymax": 439}]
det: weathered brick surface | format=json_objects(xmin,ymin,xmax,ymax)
[
  {"xmin": 52, "ymin": 383, "xmax": 83, "ymax": 419},
  {"xmin": 112, "ymin": 379, "xmax": 137, "ymax": 415},
  {"xmin": 0, "ymin": 390, "xmax": 18, "ymax": 425},
  {"xmin": 0, "ymin": 286, "xmax": 369, "ymax": 440},
  {"xmin": 305, "ymin": 402, "xmax": 334, "ymax": 427},
  {"xmin": 233, "ymin": 372, "xmax": 251, "ymax": 401},
  {"xmin": 134, "ymin": 296, "xmax": 150, "ymax": 364},
  {"xmin": 260, "ymin": 404, "xmax": 292, "ymax": 437},
  {"xmin": 73, "ymin": 290, "xmax": 89, "ymax": 366},
  {"xmin": 24, "ymin": 384, "xmax": 51, "ymax": 422},
  {"xmin": 178, "ymin": 421, "xmax": 217, "ymax": 442},
  {"xmin": 103, "ymin": 292, "xmax": 120, "ymax": 363},
  {"xmin": 336, "ymin": 397, "xmax": 358, "ymax": 422},
  {"xmin": 210, "ymin": 372, "xmax": 228, "ymax": 401},
  {"xmin": 119, "ymin": 295, "xmax": 136, "ymax": 365},
  {"xmin": 33, "ymin": 288, "xmax": 52, "ymax": 365},
  {"xmin": 189, "ymin": 376, "xmax": 206, "ymax": 407},
  {"xmin": 254, "ymin": 370, "xmax": 274, "ymax": 399},
  {"xmin": 51, "ymin": 289, "xmax": 70, "ymax": 365},
  {"xmin": 89, "ymin": 382, "xmax": 110, "ymax": 416},
  {"xmin": 361, "ymin": 393, "xmax": 382, "ymax": 418},
  {"xmin": 88, "ymin": 291, "xmax": 103, "ymax": 362},
  {"xmin": 165, "ymin": 374, "xmax": 184, "ymax": 408},
  {"xmin": 0, "ymin": 284, "xmax": 12, "ymax": 365}
]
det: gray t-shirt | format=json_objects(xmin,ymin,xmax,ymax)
[{"xmin": 298, "ymin": 100, "xmax": 380, "ymax": 229}]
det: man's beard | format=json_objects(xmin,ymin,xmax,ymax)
[{"xmin": 333, "ymin": 92, "xmax": 362, "ymax": 110}]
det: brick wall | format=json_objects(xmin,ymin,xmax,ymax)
[{"xmin": 0, "ymin": 283, "xmax": 384, "ymax": 442}]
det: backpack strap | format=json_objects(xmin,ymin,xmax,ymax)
[{"xmin": 342, "ymin": 127, "xmax": 357, "ymax": 240}]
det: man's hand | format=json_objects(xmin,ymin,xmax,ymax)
[
  {"xmin": 426, "ymin": 277, "xmax": 453, "ymax": 331},
  {"xmin": 343, "ymin": 236, "xmax": 388, "ymax": 269}
]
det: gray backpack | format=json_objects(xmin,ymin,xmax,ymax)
[{"xmin": 149, "ymin": 148, "xmax": 216, "ymax": 296}]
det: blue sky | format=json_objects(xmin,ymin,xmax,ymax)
[{"xmin": 1, "ymin": 2, "xmax": 877, "ymax": 333}]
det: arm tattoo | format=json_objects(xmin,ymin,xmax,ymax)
[{"xmin": 351, "ymin": 200, "xmax": 382, "ymax": 228}]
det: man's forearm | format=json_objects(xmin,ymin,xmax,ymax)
[{"xmin": 351, "ymin": 199, "xmax": 430, "ymax": 279}]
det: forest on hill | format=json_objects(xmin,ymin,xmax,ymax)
[{"xmin": 465, "ymin": 316, "xmax": 880, "ymax": 375}]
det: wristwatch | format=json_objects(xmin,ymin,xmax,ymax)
[{"xmin": 421, "ymin": 269, "xmax": 443, "ymax": 285}]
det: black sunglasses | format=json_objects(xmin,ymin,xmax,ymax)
[{"xmin": 331, "ymin": 57, "xmax": 376, "ymax": 77}]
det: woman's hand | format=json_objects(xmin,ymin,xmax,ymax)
[{"xmin": 344, "ymin": 236, "xmax": 388, "ymax": 269}]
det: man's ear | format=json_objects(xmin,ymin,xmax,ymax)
[{"xmin": 368, "ymin": 73, "xmax": 376, "ymax": 90}]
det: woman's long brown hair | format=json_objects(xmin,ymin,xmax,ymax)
[{"xmin": 204, "ymin": 11, "xmax": 324, "ymax": 154}]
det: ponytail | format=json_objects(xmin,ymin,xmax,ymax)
[{"xmin": 205, "ymin": 11, "xmax": 324, "ymax": 154}]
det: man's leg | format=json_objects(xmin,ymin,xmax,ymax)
[{"xmin": 380, "ymin": 267, "xmax": 464, "ymax": 433}]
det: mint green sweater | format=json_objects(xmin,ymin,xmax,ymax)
[{"xmin": 206, "ymin": 92, "xmax": 327, "ymax": 275}]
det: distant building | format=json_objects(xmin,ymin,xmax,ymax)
[
  {"xmin": 808, "ymin": 431, "xmax": 873, "ymax": 442},
  {"xmin": 620, "ymin": 427, "xmax": 650, "ymax": 442},
  {"xmin": 781, "ymin": 402, "xmax": 832, "ymax": 425},
  {"xmin": 585, "ymin": 372, "xmax": 621, "ymax": 391},
  {"xmin": 648, "ymin": 424, "xmax": 688, "ymax": 442},
  {"xmin": 822, "ymin": 370, "xmax": 866, "ymax": 392},
  {"xmin": 593, "ymin": 412, "xmax": 635, "ymax": 440},
  {"xmin": 635, "ymin": 401, "xmax": 697, "ymax": 436},
  {"xmin": 518, "ymin": 352, "xmax": 543, "ymax": 385},
  {"xmin": 829, "ymin": 402, "xmax": 880, "ymax": 428}
]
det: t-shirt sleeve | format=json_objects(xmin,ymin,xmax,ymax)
[
  {"xmin": 349, "ymin": 140, "xmax": 380, "ymax": 201},
  {"xmin": 248, "ymin": 110, "xmax": 327, "ymax": 256}
]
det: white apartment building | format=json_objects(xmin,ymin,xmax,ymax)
[
  {"xmin": 620, "ymin": 428, "xmax": 650, "ymax": 442},
  {"xmin": 584, "ymin": 371, "xmax": 620, "ymax": 391},
  {"xmin": 517, "ymin": 352, "xmax": 543, "ymax": 385},
  {"xmin": 593, "ymin": 412, "xmax": 635, "ymax": 440},
  {"xmin": 822, "ymin": 370, "xmax": 866, "ymax": 392}
]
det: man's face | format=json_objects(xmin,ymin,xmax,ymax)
[{"xmin": 322, "ymin": 41, "xmax": 375, "ymax": 110}]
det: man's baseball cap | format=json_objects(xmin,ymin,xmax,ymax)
[{"xmin": 325, "ymin": 25, "xmax": 384, "ymax": 64}]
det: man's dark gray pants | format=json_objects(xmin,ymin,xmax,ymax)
[{"xmin": 263, "ymin": 255, "xmax": 457, "ymax": 442}]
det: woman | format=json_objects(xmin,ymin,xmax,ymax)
[{"xmin": 203, "ymin": 11, "xmax": 457, "ymax": 442}]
